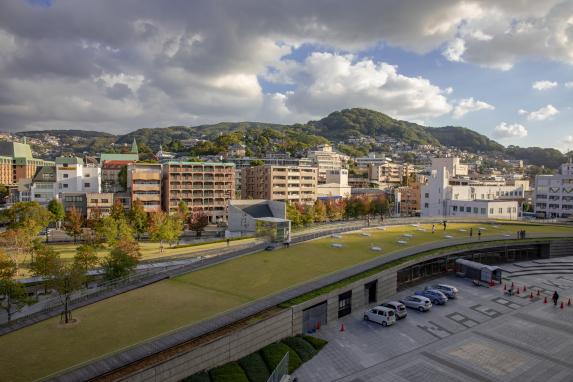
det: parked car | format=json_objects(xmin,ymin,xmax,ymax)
[
  {"xmin": 415, "ymin": 289, "xmax": 448, "ymax": 305},
  {"xmin": 399, "ymin": 295, "xmax": 432, "ymax": 312},
  {"xmin": 428, "ymin": 284, "xmax": 458, "ymax": 299},
  {"xmin": 363, "ymin": 306, "xmax": 396, "ymax": 326},
  {"xmin": 380, "ymin": 301, "xmax": 408, "ymax": 319}
]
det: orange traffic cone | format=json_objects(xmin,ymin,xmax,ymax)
[
  {"xmin": 516, "ymin": 288, "xmax": 520, "ymax": 295},
  {"xmin": 560, "ymin": 301, "xmax": 564, "ymax": 309},
  {"xmin": 544, "ymin": 296, "xmax": 548, "ymax": 304},
  {"xmin": 340, "ymin": 323, "xmax": 345, "ymax": 332},
  {"xmin": 316, "ymin": 321, "xmax": 321, "ymax": 330}
]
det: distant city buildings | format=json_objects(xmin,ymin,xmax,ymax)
[
  {"xmin": 534, "ymin": 160, "xmax": 573, "ymax": 218},
  {"xmin": 241, "ymin": 165, "xmax": 318, "ymax": 204}
]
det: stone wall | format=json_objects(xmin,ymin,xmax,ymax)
[{"xmin": 120, "ymin": 309, "xmax": 293, "ymax": 382}]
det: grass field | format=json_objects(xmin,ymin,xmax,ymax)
[{"xmin": 1, "ymin": 222, "xmax": 571, "ymax": 381}]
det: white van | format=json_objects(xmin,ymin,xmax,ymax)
[{"xmin": 363, "ymin": 306, "xmax": 396, "ymax": 327}]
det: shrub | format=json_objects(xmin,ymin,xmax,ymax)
[
  {"xmin": 282, "ymin": 336, "xmax": 317, "ymax": 362},
  {"xmin": 260, "ymin": 342, "xmax": 302, "ymax": 374},
  {"xmin": 182, "ymin": 371, "xmax": 211, "ymax": 382},
  {"xmin": 238, "ymin": 352, "xmax": 270, "ymax": 382},
  {"xmin": 302, "ymin": 335, "xmax": 328, "ymax": 351},
  {"xmin": 209, "ymin": 362, "xmax": 249, "ymax": 382}
]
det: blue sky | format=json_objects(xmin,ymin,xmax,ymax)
[{"xmin": 0, "ymin": 0, "xmax": 572, "ymax": 150}]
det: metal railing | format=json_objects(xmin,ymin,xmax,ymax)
[{"xmin": 267, "ymin": 352, "xmax": 289, "ymax": 382}]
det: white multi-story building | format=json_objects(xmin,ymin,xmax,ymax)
[
  {"xmin": 56, "ymin": 156, "xmax": 101, "ymax": 197},
  {"xmin": 307, "ymin": 144, "xmax": 349, "ymax": 183},
  {"xmin": 534, "ymin": 161, "xmax": 573, "ymax": 218},
  {"xmin": 317, "ymin": 169, "xmax": 352, "ymax": 199},
  {"xmin": 421, "ymin": 157, "xmax": 522, "ymax": 220}
]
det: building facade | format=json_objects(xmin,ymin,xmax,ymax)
[
  {"xmin": 162, "ymin": 161, "xmax": 235, "ymax": 223},
  {"xmin": 534, "ymin": 161, "xmax": 573, "ymax": 218},
  {"xmin": 127, "ymin": 163, "xmax": 162, "ymax": 212},
  {"xmin": 241, "ymin": 165, "xmax": 317, "ymax": 204},
  {"xmin": 56, "ymin": 156, "xmax": 101, "ymax": 196}
]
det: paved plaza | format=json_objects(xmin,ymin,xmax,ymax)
[{"xmin": 295, "ymin": 258, "xmax": 573, "ymax": 382}]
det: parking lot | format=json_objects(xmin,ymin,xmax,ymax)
[{"xmin": 294, "ymin": 260, "xmax": 573, "ymax": 382}]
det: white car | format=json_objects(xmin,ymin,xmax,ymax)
[
  {"xmin": 381, "ymin": 301, "xmax": 408, "ymax": 319},
  {"xmin": 399, "ymin": 295, "xmax": 432, "ymax": 312},
  {"xmin": 363, "ymin": 306, "xmax": 396, "ymax": 326}
]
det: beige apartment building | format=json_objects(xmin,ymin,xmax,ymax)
[
  {"xmin": 368, "ymin": 162, "xmax": 414, "ymax": 185},
  {"xmin": 86, "ymin": 193, "xmax": 114, "ymax": 219},
  {"xmin": 241, "ymin": 165, "xmax": 318, "ymax": 204},
  {"xmin": 162, "ymin": 161, "xmax": 235, "ymax": 223},
  {"xmin": 127, "ymin": 163, "xmax": 162, "ymax": 212}
]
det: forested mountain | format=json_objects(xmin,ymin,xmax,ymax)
[{"xmin": 10, "ymin": 108, "xmax": 568, "ymax": 168}]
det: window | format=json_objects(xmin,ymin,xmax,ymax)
[
  {"xmin": 490, "ymin": 208, "xmax": 494, "ymax": 214},
  {"xmin": 498, "ymin": 208, "xmax": 503, "ymax": 213},
  {"xmin": 84, "ymin": 183, "xmax": 90, "ymax": 188},
  {"xmin": 507, "ymin": 207, "xmax": 511, "ymax": 213},
  {"xmin": 473, "ymin": 207, "xmax": 478, "ymax": 214},
  {"xmin": 424, "ymin": 203, "xmax": 429, "ymax": 208},
  {"xmin": 63, "ymin": 184, "xmax": 68, "ymax": 189},
  {"xmin": 481, "ymin": 208, "xmax": 486, "ymax": 215},
  {"xmin": 84, "ymin": 174, "xmax": 90, "ymax": 177},
  {"xmin": 466, "ymin": 207, "xmax": 471, "ymax": 212},
  {"xmin": 63, "ymin": 174, "xmax": 68, "ymax": 178},
  {"xmin": 102, "ymin": 199, "xmax": 109, "ymax": 203},
  {"xmin": 425, "ymin": 193, "xmax": 429, "ymax": 198},
  {"xmin": 453, "ymin": 206, "xmax": 458, "ymax": 212}
]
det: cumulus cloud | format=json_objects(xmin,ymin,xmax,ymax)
[
  {"xmin": 452, "ymin": 97, "xmax": 494, "ymax": 118},
  {"xmin": 0, "ymin": 0, "xmax": 572, "ymax": 133},
  {"xmin": 269, "ymin": 53, "xmax": 452, "ymax": 121},
  {"xmin": 493, "ymin": 122, "xmax": 528, "ymax": 139},
  {"xmin": 532, "ymin": 81, "xmax": 558, "ymax": 90},
  {"xmin": 519, "ymin": 104, "xmax": 559, "ymax": 121}
]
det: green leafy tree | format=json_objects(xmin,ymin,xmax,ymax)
[
  {"xmin": 0, "ymin": 224, "xmax": 40, "ymax": 273},
  {"xmin": 313, "ymin": 200, "xmax": 327, "ymax": 223},
  {"xmin": 286, "ymin": 202, "xmax": 303, "ymax": 228},
  {"xmin": 0, "ymin": 251, "xmax": 30, "ymax": 321},
  {"xmin": 30, "ymin": 243, "xmax": 60, "ymax": 294},
  {"xmin": 47, "ymin": 199, "xmax": 65, "ymax": 229},
  {"xmin": 148, "ymin": 212, "xmax": 184, "ymax": 252},
  {"xmin": 97, "ymin": 215, "xmax": 134, "ymax": 247},
  {"xmin": 178, "ymin": 200, "xmax": 190, "ymax": 222},
  {"xmin": 110, "ymin": 199, "xmax": 126, "ymax": 220},
  {"xmin": 301, "ymin": 204, "xmax": 314, "ymax": 226},
  {"xmin": 118, "ymin": 165, "xmax": 128, "ymax": 190},
  {"xmin": 129, "ymin": 200, "xmax": 148, "ymax": 240},
  {"xmin": 100, "ymin": 239, "xmax": 140, "ymax": 280},
  {"xmin": 64, "ymin": 207, "xmax": 83, "ymax": 243},
  {"xmin": 74, "ymin": 245, "xmax": 99, "ymax": 287},
  {"xmin": 0, "ymin": 183, "xmax": 8, "ymax": 204},
  {"xmin": 49, "ymin": 261, "xmax": 85, "ymax": 324},
  {"xmin": 249, "ymin": 159, "xmax": 264, "ymax": 166}
]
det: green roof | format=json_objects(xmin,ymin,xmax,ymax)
[
  {"xmin": 56, "ymin": 156, "xmax": 83, "ymax": 165},
  {"xmin": 0, "ymin": 141, "xmax": 33, "ymax": 160},
  {"xmin": 100, "ymin": 153, "xmax": 139, "ymax": 162}
]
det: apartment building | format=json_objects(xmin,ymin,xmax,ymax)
[
  {"xmin": 241, "ymin": 165, "xmax": 318, "ymax": 204},
  {"xmin": 0, "ymin": 141, "xmax": 54, "ymax": 184},
  {"xmin": 86, "ymin": 193, "xmax": 114, "ymax": 219},
  {"xmin": 127, "ymin": 162, "xmax": 162, "ymax": 212},
  {"xmin": 368, "ymin": 162, "xmax": 414, "ymax": 185},
  {"xmin": 394, "ymin": 181, "xmax": 423, "ymax": 216},
  {"xmin": 307, "ymin": 144, "xmax": 348, "ymax": 183},
  {"xmin": 162, "ymin": 161, "xmax": 235, "ymax": 223},
  {"xmin": 101, "ymin": 160, "xmax": 133, "ymax": 193},
  {"xmin": 56, "ymin": 156, "xmax": 101, "ymax": 196},
  {"xmin": 534, "ymin": 161, "xmax": 573, "ymax": 218}
]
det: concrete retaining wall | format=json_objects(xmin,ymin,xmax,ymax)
[
  {"xmin": 550, "ymin": 240, "xmax": 573, "ymax": 258},
  {"xmin": 121, "ymin": 309, "xmax": 293, "ymax": 382}
]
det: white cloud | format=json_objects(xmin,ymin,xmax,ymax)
[
  {"xmin": 565, "ymin": 82, "xmax": 573, "ymax": 88},
  {"xmin": 443, "ymin": 38, "xmax": 466, "ymax": 62},
  {"xmin": 493, "ymin": 122, "xmax": 528, "ymax": 139},
  {"xmin": 452, "ymin": 97, "xmax": 494, "ymax": 118},
  {"xmin": 270, "ymin": 53, "xmax": 452, "ymax": 121},
  {"xmin": 520, "ymin": 104, "xmax": 559, "ymax": 121},
  {"xmin": 566, "ymin": 136, "xmax": 573, "ymax": 144},
  {"xmin": 532, "ymin": 80, "xmax": 558, "ymax": 90}
]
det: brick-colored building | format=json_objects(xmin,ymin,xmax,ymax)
[
  {"xmin": 86, "ymin": 193, "xmax": 114, "ymax": 219},
  {"xmin": 0, "ymin": 141, "xmax": 54, "ymax": 184},
  {"xmin": 0, "ymin": 156, "xmax": 12, "ymax": 185},
  {"xmin": 162, "ymin": 161, "xmax": 235, "ymax": 223},
  {"xmin": 241, "ymin": 165, "xmax": 318, "ymax": 204},
  {"xmin": 394, "ymin": 182, "xmax": 422, "ymax": 216},
  {"xmin": 127, "ymin": 163, "xmax": 162, "ymax": 212}
]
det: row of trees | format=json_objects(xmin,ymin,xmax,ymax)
[{"xmin": 286, "ymin": 196, "xmax": 391, "ymax": 228}]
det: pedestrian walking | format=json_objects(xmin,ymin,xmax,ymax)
[
  {"xmin": 478, "ymin": 230, "xmax": 482, "ymax": 240},
  {"xmin": 443, "ymin": 220, "xmax": 447, "ymax": 231},
  {"xmin": 553, "ymin": 291, "xmax": 559, "ymax": 306},
  {"xmin": 227, "ymin": 238, "xmax": 230, "ymax": 247},
  {"xmin": 432, "ymin": 224, "xmax": 435, "ymax": 234},
  {"xmin": 470, "ymin": 228, "xmax": 473, "ymax": 237}
]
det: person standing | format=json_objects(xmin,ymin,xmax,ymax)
[
  {"xmin": 553, "ymin": 291, "xmax": 559, "ymax": 306},
  {"xmin": 478, "ymin": 230, "xmax": 482, "ymax": 240},
  {"xmin": 432, "ymin": 224, "xmax": 435, "ymax": 234},
  {"xmin": 470, "ymin": 228, "xmax": 473, "ymax": 238}
]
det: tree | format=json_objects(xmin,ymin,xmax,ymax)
[
  {"xmin": 148, "ymin": 211, "xmax": 184, "ymax": 251},
  {"xmin": 96, "ymin": 215, "xmax": 134, "ymax": 247},
  {"xmin": 100, "ymin": 239, "xmax": 140, "ymax": 280},
  {"xmin": 129, "ymin": 200, "xmax": 148, "ymax": 240},
  {"xmin": 118, "ymin": 165, "xmax": 128, "ymax": 190},
  {"xmin": 301, "ymin": 204, "xmax": 314, "ymax": 226},
  {"xmin": 313, "ymin": 200, "xmax": 327, "ymax": 223},
  {"xmin": 64, "ymin": 207, "xmax": 83, "ymax": 243},
  {"xmin": 47, "ymin": 199, "xmax": 65, "ymax": 229},
  {"xmin": 0, "ymin": 251, "xmax": 30, "ymax": 322},
  {"xmin": 30, "ymin": 243, "xmax": 60, "ymax": 294},
  {"xmin": 74, "ymin": 245, "xmax": 99, "ymax": 287},
  {"xmin": 286, "ymin": 202, "xmax": 303, "ymax": 227},
  {"xmin": 2, "ymin": 201, "xmax": 53, "ymax": 231},
  {"xmin": 0, "ymin": 183, "xmax": 8, "ymax": 204},
  {"xmin": 326, "ymin": 199, "xmax": 345, "ymax": 221},
  {"xmin": 178, "ymin": 200, "xmax": 189, "ymax": 219},
  {"xmin": 0, "ymin": 225, "xmax": 38, "ymax": 274},
  {"xmin": 50, "ymin": 261, "xmax": 85, "ymax": 324},
  {"xmin": 188, "ymin": 210, "xmax": 208, "ymax": 237},
  {"xmin": 249, "ymin": 159, "xmax": 264, "ymax": 166},
  {"xmin": 110, "ymin": 198, "xmax": 126, "ymax": 220}
]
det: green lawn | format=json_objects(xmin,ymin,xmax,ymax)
[{"xmin": 1, "ymin": 222, "xmax": 571, "ymax": 382}]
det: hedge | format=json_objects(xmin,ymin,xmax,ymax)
[
  {"xmin": 238, "ymin": 352, "xmax": 270, "ymax": 382},
  {"xmin": 260, "ymin": 342, "xmax": 302, "ymax": 375},
  {"xmin": 209, "ymin": 362, "xmax": 249, "ymax": 382},
  {"xmin": 282, "ymin": 336, "xmax": 317, "ymax": 362},
  {"xmin": 302, "ymin": 335, "xmax": 328, "ymax": 351}
]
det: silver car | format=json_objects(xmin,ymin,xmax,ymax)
[
  {"xmin": 381, "ymin": 301, "xmax": 408, "ymax": 319},
  {"xmin": 399, "ymin": 295, "xmax": 432, "ymax": 312},
  {"xmin": 429, "ymin": 284, "xmax": 458, "ymax": 299}
]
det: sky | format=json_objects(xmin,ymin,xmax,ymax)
[{"xmin": 0, "ymin": 0, "xmax": 572, "ymax": 150}]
